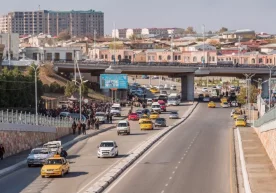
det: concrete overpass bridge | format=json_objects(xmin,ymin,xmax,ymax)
[{"xmin": 54, "ymin": 61, "xmax": 275, "ymax": 101}]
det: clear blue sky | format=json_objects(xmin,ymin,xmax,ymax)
[{"xmin": 0, "ymin": 0, "xmax": 275, "ymax": 34}]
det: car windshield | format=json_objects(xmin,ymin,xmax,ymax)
[
  {"xmin": 156, "ymin": 118, "xmax": 165, "ymax": 122},
  {"xmin": 171, "ymin": 112, "xmax": 178, "ymax": 115},
  {"xmin": 45, "ymin": 159, "xmax": 62, "ymax": 165},
  {"xmin": 159, "ymin": 96, "xmax": 167, "ymax": 100},
  {"xmin": 224, "ymin": 102, "xmax": 228, "ymax": 105},
  {"xmin": 237, "ymin": 119, "xmax": 245, "ymax": 122},
  {"xmin": 118, "ymin": 123, "xmax": 127, "ymax": 127},
  {"xmin": 31, "ymin": 149, "xmax": 43, "ymax": 154},
  {"xmin": 168, "ymin": 98, "xmax": 176, "ymax": 101},
  {"xmin": 147, "ymin": 99, "xmax": 152, "ymax": 102},
  {"xmin": 112, "ymin": 107, "xmax": 120, "ymax": 110},
  {"xmin": 100, "ymin": 142, "xmax": 114, "ymax": 147},
  {"xmin": 96, "ymin": 113, "xmax": 105, "ymax": 117},
  {"xmin": 142, "ymin": 121, "xmax": 152, "ymax": 124},
  {"xmin": 152, "ymin": 105, "xmax": 160, "ymax": 108}
]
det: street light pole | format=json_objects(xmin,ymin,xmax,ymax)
[
  {"xmin": 202, "ymin": 24, "xmax": 205, "ymax": 67},
  {"xmin": 35, "ymin": 69, "xmax": 38, "ymax": 125},
  {"xmin": 266, "ymin": 65, "xmax": 274, "ymax": 111}
]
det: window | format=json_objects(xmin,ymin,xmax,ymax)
[
  {"xmin": 118, "ymin": 55, "xmax": 121, "ymax": 60},
  {"xmin": 201, "ymin": 57, "xmax": 204, "ymax": 62},
  {"xmin": 159, "ymin": 55, "xmax": 162, "ymax": 61},
  {"xmin": 193, "ymin": 56, "xmax": 197, "ymax": 62},
  {"xmin": 129, "ymin": 56, "xmax": 132, "ymax": 60},
  {"xmin": 270, "ymin": 59, "xmax": 272, "ymax": 63},
  {"xmin": 212, "ymin": 56, "xmax": 215, "ymax": 61},
  {"xmin": 174, "ymin": 55, "xmax": 177, "ymax": 61},
  {"xmin": 105, "ymin": 54, "xmax": 107, "ymax": 59},
  {"xmin": 244, "ymin": 58, "xmax": 248, "ymax": 63},
  {"xmin": 101, "ymin": 55, "xmax": 104, "ymax": 59},
  {"xmin": 251, "ymin": 58, "xmax": 255, "ymax": 64},
  {"xmin": 178, "ymin": 55, "xmax": 181, "ymax": 60},
  {"xmin": 259, "ymin": 58, "xmax": 262, "ymax": 63},
  {"xmin": 167, "ymin": 55, "xmax": 171, "ymax": 61}
]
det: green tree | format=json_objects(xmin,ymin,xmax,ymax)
[
  {"xmin": 219, "ymin": 27, "xmax": 228, "ymax": 34},
  {"xmin": 185, "ymin": 27, "xmax": 196, "ymax": 34},
  {"xmin": 80, "ymin": 83, "xmax": 88, "ymax": 97},
  {"xmin": 237, "ymin": 85, "xmax": 259, "ymax": 105},
  {"xmin": 65, "ymin": 81, "xmax": 78, "ymax": 97}
]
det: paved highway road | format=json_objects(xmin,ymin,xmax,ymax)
[
  {"xmin": 105, "ymin": 103, "xmax": 234, "ymax": 193},
  {"xmin": 0, "ymin": 103, "xmax": 190, "ymax": 193}
]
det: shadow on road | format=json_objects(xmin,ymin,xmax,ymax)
[
  {"xmin": 129, "ymin": 133, "xmax": 148, "ymax": 136},
  {"xmin": 63, "ymin": 171, "xmax": 88, "ymax": 178},
  {"xmin": 67, "ymin": 155, "xmax": 80, "ymax": 159},
  {"xmin": 117, "ymin": 154, "xmax": 129, "ymax": 158}
]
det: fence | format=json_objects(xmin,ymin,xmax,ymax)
[
  {"xmin": 0, "ymin": 109, "xmax": 71, "ymax": 128},
  {"xmin": 254, "ymin": 106, "xmax": 276, "ymax": 127}
]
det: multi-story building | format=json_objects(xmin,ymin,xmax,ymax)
[
  {"xmin": 0, "ymin": 10, "xmax": 104, "ymax": 37},
  {"xmin": 0, "ymin": 33, "xmax": 20, "ymax": 60}
]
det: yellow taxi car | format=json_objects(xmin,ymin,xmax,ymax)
[
  {"xmin": 140, "ymin": 120, "xmax": 154, "ymax": 130},
  {"xmin": 235, "ymin": 116, "xmax": 247, "ymax": 127},
  {"xmin": 139, "ymin": 114, "xmax": 151, "ymax": 124},
  {"xmin": 233, "ymin": 111, "xmax": 242, "ymax": 120},
  {"xmin": 150, "ymin": 87, "xmax": 159, "ymax": 94},
  {"xmin": 41, "ymin": 155, "xmax": 70, "ymax": 178},
  {"xmin": 150, "ymin": 112, "xmax": 160, "ymax": 119},
  {"xmin": 220, "ymin": 97, "xmax": 228, "ymax": 103},
  {"xmin": 207, "ymin": 101, "xmax": 216, "ymax": 108}
]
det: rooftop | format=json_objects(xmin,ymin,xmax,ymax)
[{"xmin": 45, "ymin": 9, "xmax": 103, "ymax": 14}]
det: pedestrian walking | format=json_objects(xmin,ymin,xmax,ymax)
[
  {"xmin": 82, "ymin": 123, "xmax": 86, "ymax": 135},
  {"xmin": 109, "ymin": 114, "xmax": 113, "ymax": 124},
  {"xmin": 95, "ymin": 118, "xmax": 100, "ymax": 130},
  {"xmin": 106, "ymin": 113, "xmax": 110, "ymax": 124},
  {"xmin": 77, "ymin": 120, "xmax": 82, "ymax": 135},
  {"xmin": 0, "ymin": 144, "xmax": 5, "ymax": 160},
  {"xmin": 87, "ymin": 119, "xmax": 91, "ymax": 130},
  {"xmin": 72, "ymin": 121, "xmax": 76, "ymax": 135}
]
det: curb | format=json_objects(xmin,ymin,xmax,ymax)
[
  {"xmin": 84, "ymin": 102, "xmax": 199, "ymax": 193},
  {"xmin": 0, "ymin": 125, "xmax": 115, "ymax": 178}
]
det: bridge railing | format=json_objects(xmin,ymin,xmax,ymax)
[
  {"xmin": 254, "ymin": 106, "xmax": 276, "ymax": 127},
  {"xmin": 54, "ymin": 61, "xmax": 270, "ymax": 69},
  {"xmin": 0, "ymin": 109, "xmax": 71, "ymax": 128}
]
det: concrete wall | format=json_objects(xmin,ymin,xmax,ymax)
[
  {"xmin": 254, "ymin": 127, "xmax": 276, "ymax": 170},
  {"xmin": 0, "ymin": 127, "xmax": 71, "ymax": 158}
]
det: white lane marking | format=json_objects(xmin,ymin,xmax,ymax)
[
  {"xmin": 175, "ymin": 166, "xmax": 178, "ymax": 169},
  {"xmin": 165, "ymin": 184, "xmax": 168, "ymax": 187},
  {"xmin": 169, "ymin": 177, "xmax": 172, "ymax": 180},
  {"xmin": 181, "ymin": 157, "xmax": 184, "ymax": 160},
  {"xmin": 161, "ymin": 191, "xmax": 165, "ymax": 193},
  {"xmin": 104, "ymin": 114, "xmax": 190, "ymax": 193},
  {"xmin": 172, "ymin": 171, "xmax": 175, "ymax": 174},
  {"xmin": 178, "ymin": 161, "xmax": 181, "ymax": 164}
]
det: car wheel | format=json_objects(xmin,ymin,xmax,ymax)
[
  {"xmin": 66, "ymin": 168, "xmax": 70, "ymax": 174},
  {"xmin": 28, "ymin": 164, "xmax": 31, "ymax": 167},
  {"xmin": 41, "ymin": 175, "xmax": 45, "ymax": 178},
  {"xmin": 60, "ymin": 170, "xmax": 64, "ymax": 177}
]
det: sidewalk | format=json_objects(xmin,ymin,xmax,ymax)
[{"xmin": 239, "ymin": 127, "xmax": 276, "ymax": 193}]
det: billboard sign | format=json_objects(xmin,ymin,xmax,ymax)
[{"xmin": 100, "ymin": 74, "xmax": 128, "ymax": 89}]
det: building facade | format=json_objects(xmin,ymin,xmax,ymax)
[
  {"xmin": 0, "ymin": 33, "xmax": 20, "ymax": 60},
  {"xmin": 0, "ymin": 10, "xmax": 104, "ymax": 37}
]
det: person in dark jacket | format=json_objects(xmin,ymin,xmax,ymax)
[
  {"xmin": 82, "ymin": 123, "xmax": 86, "ymax": 135},
  {"xmin": 72, "ymin": 121, "xmax": 76, "ymax": 135},
  {"xmin": 109, "ymin": 114, "xmax": 112, "ymax": 124},
  {"xmin": 60, "ymin": 147, "xmax": 68, "ymax": 158},
  {"xmin": 0, "ymin": 144, "xmax": 5, "ymax": 160},
  {"xmin": 77, "ymin": 121, "xmax": 82, "ymax": 135}
]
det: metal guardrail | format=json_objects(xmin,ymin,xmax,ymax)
[
  {"xmin": 54, "ymin": 61, "xmax": 271, "ymax": 69},
  {"xmin": 0, "ymin": 109, "xmax": 71, "ymax": 128},
  {"xmin": 254, "ymin": 106, "xmax": 276, "ymax": 127}
]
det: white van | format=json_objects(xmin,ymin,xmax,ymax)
[
  {"xmin": 151, "ymin": 102, "xmax": 161, "ymax": 113},
  {"xmin": 117, "ymin": 120, "xmax": 130, "ymax": 135}
]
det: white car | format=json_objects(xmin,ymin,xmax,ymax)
[
  {"xmin": 95, "ymin": 112, "xmax": 107, "ymax": 123},
  {"xmin": 169, "ymin": 111, "xmax": 179, "ymax": 119},
  {"xmin": 27, "ymin": 148, "xmax": 55, "ymax": 167},
  {"xmin": 147, "ymin": 98, "xmax": 153, "ymax": 106},
  {"xmin": 168, "ymin": 98, "xmax": 180, "ymax": 106},
  {"xmin": 117, "ymin": 120, "xmax": 130, "ymax": 135},
  {"xmin": 231, "ymin": 101, "xmax": 239, "ymax": 107},
  {"xmin": 110, "ymin": 107, "xmax": 121, "ymax": 117},
  {"xmin": 43, "ymin": 141, "xmax": 61, "ymax": 154},
  {"xmin": 170, "ymin": 85, "xmax": 176, "ymax": 90},
  {"xmin": 202, "ymin": 87, "xmax": 208, "ymax": 92},
  {"xmin": 97, "ymin": 141, "xmax": 118, "ymax": 158},
  {"xmin": 151, "ymin": 102, "xmax": 161, "ymax": 113},
  {"xmin": 221, "ymin": 102, "xmax": 229, "ymax": 108}
]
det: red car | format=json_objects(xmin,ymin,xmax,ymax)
[
  {"xmin": 128, "ymin": 113, "xmax": 139, "ymax": 120},
  {"xmin": 158, "ymin": 101, "xmax": 166, "ymax": 112}
]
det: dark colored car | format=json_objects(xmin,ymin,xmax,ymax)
[
  {"xmin": 198, "ymin": 94, "xmax": 204, "ymax": 101},
  {"xmin": 155, "ymin": 118, "xmax": 166, "ymax": 127},
  {"xmin": 119, "ymin": 58, "xmax": 131, "ymax": 64},
  {"xmin": 142, "ymin": 109, "xmax": 151, "ymax": 115}
]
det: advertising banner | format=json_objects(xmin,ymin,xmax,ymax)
[{"xmin": 100, "ymin": 74, "xmax": 128, "ymax": 89}]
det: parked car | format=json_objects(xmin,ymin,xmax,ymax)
[
  {"xmin": 97, "ymin": 141, "xmax": 119, "ymax": 158},
  {"xmin": 27, "ymin": 148, "xmax": 55, "ymax": 167}
]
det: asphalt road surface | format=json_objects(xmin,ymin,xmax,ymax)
[
  {"xmin": 0, "ymin": 103, "xmax": 190, "ymax": 193},
  {"xmin": 104, "ymin": 102, "xmax": 234, "ymax": 193}
]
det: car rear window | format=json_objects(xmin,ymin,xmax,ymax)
[
  {"xmin": 237, "ymin": 119, "xmax": 244, "ymax": 122},
  {"xmin": 118, "ymin": 123, "xmax": 127, "ymax": 127},
  {"xmin": 142, "ymin": 121, "xmax": 152, "ymax": 124}
]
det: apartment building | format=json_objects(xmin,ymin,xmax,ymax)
[{"xmin": 0, "ymin": 10, "xmax": 104, "ymax": 37}]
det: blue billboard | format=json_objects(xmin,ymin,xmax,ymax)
[{"xmin": 100, "ymin": 74, "xmax": 128, "ymax": 89}]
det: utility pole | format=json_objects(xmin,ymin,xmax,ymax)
[
  {"xmin": 266, "ymin": 65, "xmax": 275, "ymax": 111},
  {"xmin": 238, "ymin": 36, "xmax": 241, "ymax": 64},
  {"xmin": 202, "ymin": 24, "xmax": 205, "ymax": 67}
]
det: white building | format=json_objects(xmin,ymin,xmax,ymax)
[
  {"xmin": 185, "ymin": 43, "xmax": 216, "ymax": 52},
  {"xmin": 0, "ymin": 15, "xmax": 8, "ymax": 33},
  {"xmin": 0, "ymin": 33, "xmax": 20, "ymax": 60}
]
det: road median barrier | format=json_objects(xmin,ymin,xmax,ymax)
[{"xmin": 84, "ymin": 102, "xmax": 198, "ymax": 193}]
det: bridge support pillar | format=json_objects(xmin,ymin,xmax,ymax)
[{"xmin": 181, "ymin": 74, "xmax": 194, "ymax": 101}]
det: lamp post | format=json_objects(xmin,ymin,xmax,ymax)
[
  {"xmin": 202, "ymin": 24, "xmax": 205, "ymax": 67},
  {"xmin": 266, "ymin": 64, "xmax": 275, "ymax": 110},
  {"xmin": 73, "ymin": 79, "xmax": 88, "ymax": 120},
  {"xmin": 28, "ymin": 60, "xmax": 43, "ymax": 125}
]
